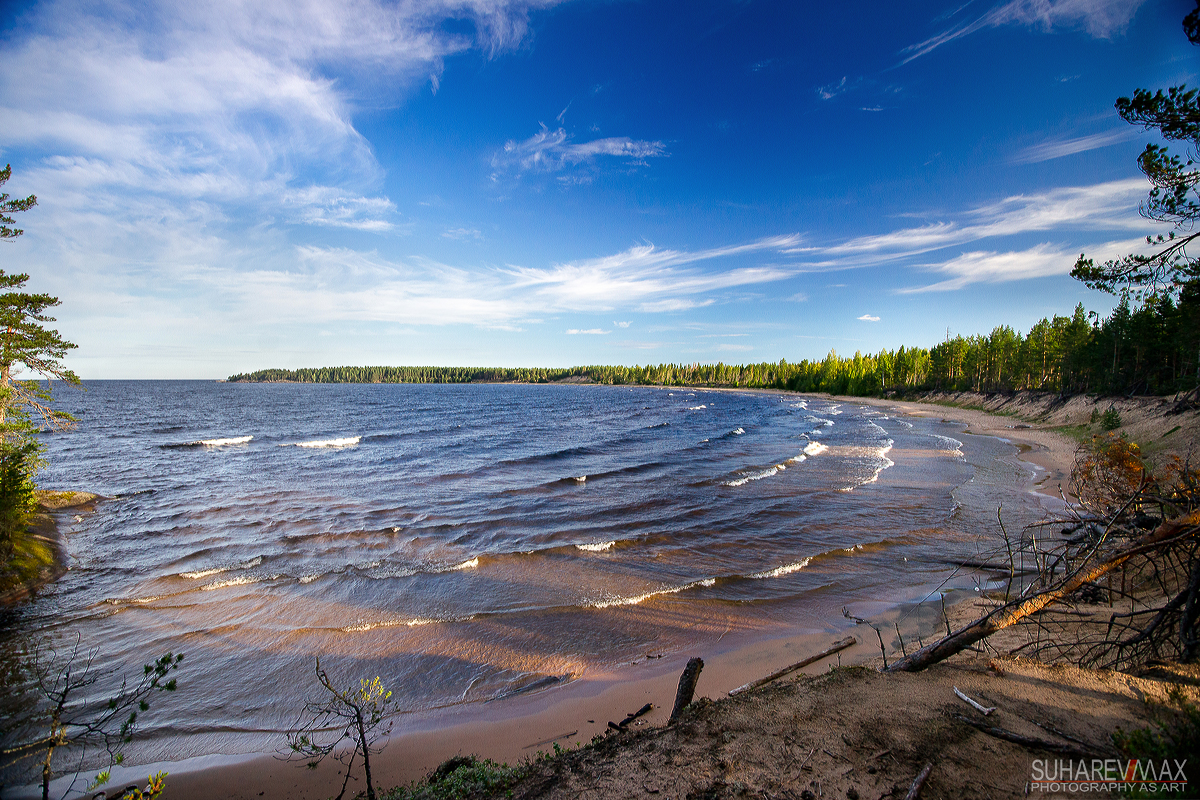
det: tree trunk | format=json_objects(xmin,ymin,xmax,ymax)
[{"xmin": 356, "ymin": 709, "xmax": 375, "ymax": 800}]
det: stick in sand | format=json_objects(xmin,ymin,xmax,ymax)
[
  {"xmin": 905, "ymin": 762, "xmax": 932, "ymax": 800},
  {"xmin": 728, "ymin": 636, "xmax": 857, "ymax": 696},
  {"xmin": 953, "ymin": 686, "xmax": 995, "ymax": 715}
]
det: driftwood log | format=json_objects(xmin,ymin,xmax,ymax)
[
  {"xmin": 886, "ymin": 511, "xmax": 1199, "ymax": 672},
  {"xmin": 728, "ymin": 636, "xmax": 857, "ymax": 696},
  {"xmin": 668, "ymin": 657, "xmax": 704, "ymax": 725}
]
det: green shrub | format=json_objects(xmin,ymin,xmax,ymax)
[
  {"xmin": 1113, "ymin": 688, "xmax": 1199, "ymax": 798},
  {"xmin": 1101, "ymin": 407, "xmax": 1123, "ymax": 430},
  {"xmin": 0, "ymin": 440, "xmax": 40, "ymax": 564}
]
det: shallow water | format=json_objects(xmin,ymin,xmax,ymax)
[{"xmin": 3, "ymin": 382, "xmax": 1055, "ymax": 764}]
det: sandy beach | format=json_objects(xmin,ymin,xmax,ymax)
[{"xmin": 118, "ymin": 393, "xmax": 1095, "ymax": 800}]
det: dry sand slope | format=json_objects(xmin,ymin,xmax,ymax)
[{"xmin": 498, "ymin": 654, "xmax": 1199, "ymax": 800}]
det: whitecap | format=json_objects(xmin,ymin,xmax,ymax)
[
  {"xmin": 201, "ymin": 575, "xmax": 269, "ymax": 591},
  {"xmin": 803, "ymin": 441, "xmax": 828, "ymax": 456},
  {"xmin": 732, "ymin": 427, "xmax": 745, "ymax": 435},
  {"xmin": 180, "ymin": 556, "xmax": 262, "ymax": 580},
  {"xmin": 749, "ymin": 558, "xmax": 811, "ymax": 579},
  {"xmin": 282, "ymin": 436, "xmax": 361, "ymax": 448},
  {"xmin": 576, "ymin": 541, "xmax": 616, "ymax": 552},
  {"xmin": 452, "ymin": 557, "xmax": 479, "ymax": 570},
  {"xmin": 687, "ymin": 405, "xmax": 707, "ymax": 410},
  {"xmin": 193, "ymin": 435, "xmax": 252, "ymax": 447},
  {"xmin": 726, "ymin": 466, "xmax": 780, "ymax": 487},
  {"xmin": 590, "ymin": 577, "xmax": 716, "ymax": 609}
]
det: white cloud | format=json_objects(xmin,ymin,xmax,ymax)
[
  {"xmin": 565, "ymin": 328, "xmax": 609, "ymax": 335},
  {"xmin": 897, "ymin": 236, "xmax": 1149, "ymax": 292},
  {"xmin": 0, "ymin": 0, "xmax": 564, "ymax": 245},
  {"xmin": 614, "ymin": 321, "xmax": 631, "ymax": 327},
  {"xmin": 857, "ymin": 314, "xmax": 880, "ymax": 321},
  {"xmin": 442, "ymin": 227, "xmax": 483, "ymax": 240},
  {"xmin": 503, "ymin": 235, "xmax": 800, "ymax": 310},
  {"xmin": 491, "ymin": 124, "xmax": 666, "ymax": 180},
  {"xmin": 817, "ymin": 77, "xmax": 850, "ymax": 100},
  {"xmin": 1012, "ymin": 129, "xmax": 1140, "ymax": 164},
  {"xmin": 901, "ymin": 0, "xmax": 1148, "ymax": 65},
  {"xmin": 812, "ymin": 179, "xmax": 1146, "ymax": 266}
]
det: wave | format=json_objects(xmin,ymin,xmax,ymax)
[
  {"xmin": 452, "ymin": 557, "xmax": 479, "ymax": 570},
  {"xmin": 836, "ymin": 442, "xmax": 896, "ymax": 492},
  {"xmin": 167, "ymin": 435, "xmax": 253, "ymax": 448},
  {"xmin": 803, "ymin": 441, "xmax": 828, "ymax": 456},
  {"xmin": 281, "ymin": 436, "xmax": 361, "ymax": 448},
  {"xmin": 932, "ymin": 434, "xmax": 964, "ymax": 457},
  {"xmin": 179, "ymin": 556, "xmax": 263, "ymax": 580},
  {"xmin": 790, "ymin": 401, "xmax": 808, "ymax": 409},
  {"xmin": 576, "ymin": 541, "xmax": 616, "ymax": 552},
  {"xmin": 748, "ymin": 558, "xmax": 812, "ymax": 579},
  {"xmin": 342, "ymin": 616, "xmax": 458, "ymax": 633},
  {"xmin": 726, "ymin": 464, "xmax": 787, "ymax": 487},
  {"xmin": 589, "ymin": 577, "xmax": 717, "ymax": 609},
  {"xmin": 200, "ymin": 574, "xmax": 276, "ymax": 591},
  {"xmin": 687, "ymin": 405, "xmax": 707, "ymax": 411},
  {"xmin": 787, "ymin": 453, "xmax": 807, "ymax": 464}
]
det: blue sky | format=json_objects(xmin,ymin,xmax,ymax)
[{"xmin": 0, "ymin": 0, "xmax": 1193, "ymax": 378}]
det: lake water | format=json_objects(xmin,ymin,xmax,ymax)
[{"xmin": 3, "ymin": 381, "xmax": 1055, "ymax": 767}]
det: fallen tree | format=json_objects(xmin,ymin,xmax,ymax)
[{"xmin": 888, "ymin": 435, "xmax": 1200, "ymax": 673}]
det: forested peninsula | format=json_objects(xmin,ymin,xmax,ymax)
[{"xmin": 229, "ymin": 294, "xmax": 1198, "ymax": 398}]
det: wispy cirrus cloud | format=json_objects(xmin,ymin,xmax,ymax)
[
  {"xmin": 897, "ymin": 236, "xmax": 1150, "ymax": 293},
  {"xmin": 900, "ymin": 0, "xmax": 1148, "ymax": 65},
  {"xmin": 1011, "ymin": 128, "xmax": 1140, "ymax": 164},
  {"xmin": 490, "ymin": 123, "xmax": 666, "ymax": 182},
  {"xmin": 857, "ymin": 314, "xmax": 881, "ymax": 321},
  {"xmin": 504, "ymin": 235, "xmax": 801, "ymax": 310},
  {"xmin": 812, "ymin": 179, "xmax": 1145, "ymax": 266},
  {"xmin": 142, "ymin": 234, "xmax": 805, "ymax": 336}
]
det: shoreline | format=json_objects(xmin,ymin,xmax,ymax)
[
  {"xmin": 59, "ymin": 393, "xmax": 1084, "ymax": 800},
  {"xmin": 826, "ymin": 394, "xmax": 1079, "ymax": 501}
]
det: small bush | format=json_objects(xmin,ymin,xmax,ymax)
[
  {"xmin": 384, "ymin": 757, "xmax": 528, "ymax": 800},
  {"xmin": 1113, "ymin": 688, "xmax": 1199, "ymax": 797},
  {"xmin": 1101, "ymin": 407, "xmax": 1123, "ymax": 430}
]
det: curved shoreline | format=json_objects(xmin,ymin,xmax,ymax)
[{"xmin": 79, "ymin": 393, "xmax": 1080, "ymax": 800}]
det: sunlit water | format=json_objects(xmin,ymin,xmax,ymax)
[{"xmin": 2, "ymin": 382, "xmax": 1055, "ymax": 764}]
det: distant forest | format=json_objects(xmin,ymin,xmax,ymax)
[{"xmin": 228, "ymin": 289, "xmax": 1199, "ymax": 398}]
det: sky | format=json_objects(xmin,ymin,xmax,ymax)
[{"xmin": 0, "ymin": 0, "xmax": 1195, "ymax": 378}]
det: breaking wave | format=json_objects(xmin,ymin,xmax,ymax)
[
  {"xmin": 748, "ymin": 558, "xmax": 811, "ymax": 579},
  {"xmin": 576, "ymin": 541, "xmax": 616, "ymax": 552},
  {"xmin": 168, "ymin": 435, "xmax": 253, "ymax": 448},
  {"xmin": 726, "ymin": 464, "xmax": 788, "ymax": 487},
  {"xmin": 589, "ymin": 577, "xmax": 717, "ymax": 609},
  {"xmin": 179, "ymin": 556, "xmax": 263, "ymax": 580},
  {"xmin": 281, "ymin": 436, "xmax": 361, "ymax": 448}
]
